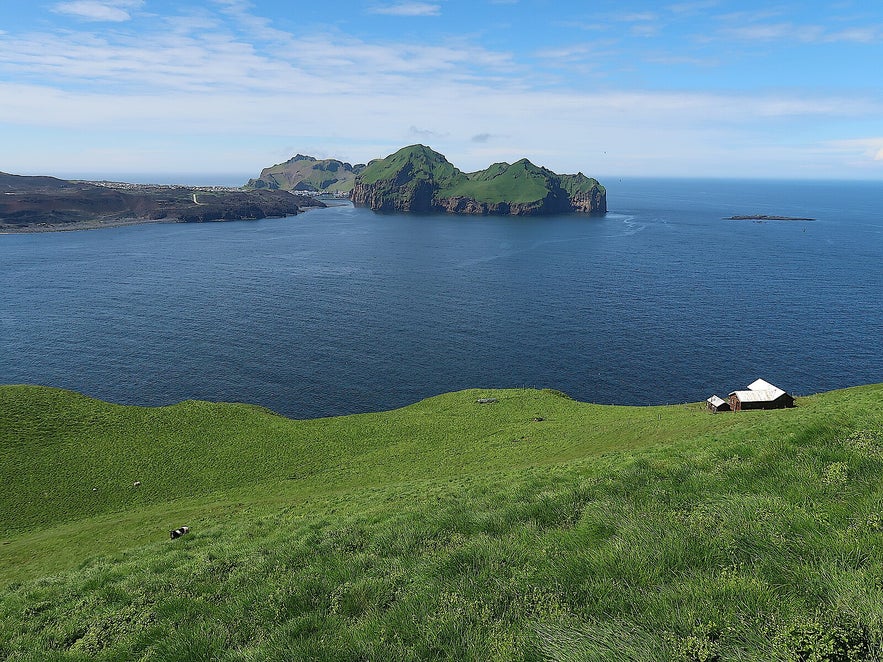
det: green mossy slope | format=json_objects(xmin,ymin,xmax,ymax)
[
  {"xmin": 351, "ymin": 145, "xmax": 606, "ymax": 214},
  {"xmin": 1, "ymin": 383, "xmax": 882, "ymax": 659}
]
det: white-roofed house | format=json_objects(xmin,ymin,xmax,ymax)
[
  {"xmin": 706, "ymin": 394, "xmax": 730, "ymax": 413},
  {"xmin": 728, "ymin": 378, "xmax": 795, "ymax": 412}
]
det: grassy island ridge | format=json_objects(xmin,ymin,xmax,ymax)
[
  {"xmin": 2, "ymin": 383, "xmax": 883, "ymax": 659},
  {"xmin": 351, "ymin": 145, "xmax": 607, "ymax": 215},
  {"xmin": 245, "ymin": 154, "xmax": 365, "ymax": 193}
]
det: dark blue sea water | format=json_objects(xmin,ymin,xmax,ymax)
[{"xmin": 2, "ymin": 178, "xmax": 881, "ymax": 419}]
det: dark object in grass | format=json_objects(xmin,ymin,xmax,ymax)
[
  {"xmin": 531, "ymin": 417, "xmax": 545, "ymax": 422},
  {"xmin": 170, "ymin": 526, "xmax": 190, "ymax": 540},
  {"xmin": 476, "ymin": 398, "xmax": 498, "ymax": 404}
]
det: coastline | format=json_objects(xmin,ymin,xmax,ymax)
[
  {"xmin": 0, "ymin": 216, "xmax": 177, "ymax": 235},
  {"xmin": 0, "ymin": 210, "xmax": 315, "ymax": 235}
]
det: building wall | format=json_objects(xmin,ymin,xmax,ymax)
[{"xmin": 730, "ymin": 394, "xmax": 794, "ymax": 411}]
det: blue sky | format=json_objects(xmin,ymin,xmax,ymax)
[{"xmin": 2, "ymin": 0, "xmax": 882, "ymax": 182}]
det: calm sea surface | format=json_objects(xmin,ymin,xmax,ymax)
[{"xmin": 2, "ymin": 178, "xmax": 881, "ymax": 419}]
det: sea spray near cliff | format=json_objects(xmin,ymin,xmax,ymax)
[{"xmin": 0, "ymin": 177, "xmax": 881, "ymax": 419}]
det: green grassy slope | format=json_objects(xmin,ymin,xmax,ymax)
[
  {"xmin": 2, "ymin": 384, "xmax": 883, "ymax": 659},
  {"xmin": 358, "ymin": 145, "xmax": 466, "ymax": 188},
  {"xmin": 356, "ymin": 147, "xmax": 605, "ymax": 208},
  {"xmin": 443, "ymin": 160, "xmax": 555, "ymax": 204},
  {"xmin": 559, "ymin": 172, "xmax": 606, "ymax": 197},
  {"xmin": 246, "ymin": 155, "xmax": 362, "ymax": 193}
]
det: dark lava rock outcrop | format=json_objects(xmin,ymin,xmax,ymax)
[{"xmin": 0, "ymin": 172, "xmax": 322, "ymax": 230}]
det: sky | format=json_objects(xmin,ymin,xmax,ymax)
[{"xmin": 2, "ymin": 0, "xmax": 883, "ymax": 182}]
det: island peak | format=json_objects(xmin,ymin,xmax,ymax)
[{"xmin": 349, "ymin": 146, "xmax": 606, "ymax": 216}]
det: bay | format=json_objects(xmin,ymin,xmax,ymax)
[{"xmin": 1, "ymin": 178, "xmax": 881, "ymax": 419}]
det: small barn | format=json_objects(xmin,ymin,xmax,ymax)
[
  {"xmin": 706, "ymin": 395, "xmax": 730, "ymax": 413},
  {"xmin": 728, "ymin": 378, "xmax": 794, "ymax": 412}
]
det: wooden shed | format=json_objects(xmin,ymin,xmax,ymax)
[
  {"xmin": 729, "ymin": 378, "xmax": 794, "ymax": 412},
  {"xmin": 706, "ymin": 395, "xmax": 731, "ymax": 413}
]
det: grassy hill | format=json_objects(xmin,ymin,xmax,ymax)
[
  {"xmin": 2, "ymin": 383, "xmax": 883, "ymax": 659},
  {"xmin": 246, "ymin": 155, "xmax": 364, "ymax": 193},
  {"xmin": 351, "ymin": 145, "xmax": 606, "ymax": 215},
  {"xmin": 445, "ymin": 159, "xmax": 554, "ymax": 204}
]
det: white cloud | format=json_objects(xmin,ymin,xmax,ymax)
[
  {"xmin": 824, "ymin": 27, "xmax": 883, "ymax": 44},
  {"xmin": 52, "ymin": 0, "xmax": 143, "ymax": 22},
  {"xmin": 667, "ymin": 1, "xmax": 719, "ymax": 14},
  {"xmin": 2, "ymin": 0, "xmax": 882, "ymax": 179},
  {"xmin": 615, "ymin": 12, "xmax": 658, "ymax": 22},
  {"xmin": 368, "ymin": 3, "xmax": 441, "ymax": 16},
  {"xmin": 718, "ymin": 20, "xmax": 881, "ymax": 44},
  {"xmin": 722, "ymin": 22, "xmax": 825, "ymax": 42},
  {"xmin": 535, "ymin": 44, "xmax": 594, "ymax": 60},
  {"xmin": 825, "ymin": 138, "xmax": 883, "ymax": 162}
]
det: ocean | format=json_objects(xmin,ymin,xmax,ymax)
[{"xmin": 1, "ymin": 178, "xmax": 881, "ymax": 419}]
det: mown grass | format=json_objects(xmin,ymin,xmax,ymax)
[{"xmin": 1, "ymin": 383, "xmax": 882, "ymax": 659}]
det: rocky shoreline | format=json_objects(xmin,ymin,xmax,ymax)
[
  {"xmin": 0, "ymin": 172, "xmax": 325, "ymax": 233},
  {"xmin": 0, "ymin": 216, "xmax": 176, "ymax": 234}
]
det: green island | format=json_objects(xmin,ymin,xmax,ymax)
[
  {"xmin": 2, "ymin": 382, "xmax": 882, "ymax": 659},
  {"xmin": 350, "ymin": 145, "xmax": 607, "ymax": 215},
  {"xmin": 246, "ymin": 154, "xmax": 365, "ymax": 194}
]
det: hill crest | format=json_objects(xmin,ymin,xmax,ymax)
[
  {"xmin": 350, "ymin": 145, "xmax": 606, "ymax": 216},
  {"xmin": 246, "ymin": 156, "xmax": 366, "ymax": 193}
]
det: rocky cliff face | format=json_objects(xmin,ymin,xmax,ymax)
[
  {"xmin": 350, "ymin": 178, "xmax": 435, "ymax": 213},
  {"xmin": 567, "ymin": 188, "xmax": 607, "ymax": 214},
  {"xmin": 433, "ymin": 192, "xmax": 572, "ymax": 216},
  {"xmin": 349, "ymin": 146, "xmax": 606, "ymax": 216}
]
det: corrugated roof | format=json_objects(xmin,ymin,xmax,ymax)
[
  {"xmin": 707, "ymin": 395, "xmax": 727, "ymax": 407},
  {"xmin": 747, "ymin": 378, "xmax": 781, "ymax": 393},
  {"xmin": 729, "ymin": 388, "xmax": 784, "ymax": 403}
]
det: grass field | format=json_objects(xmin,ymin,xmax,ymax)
[{"xmin": 2, "ymin": 383, "xmax": 882, "ymax": 660}]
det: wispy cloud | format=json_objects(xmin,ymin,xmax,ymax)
[
  {"xmin": 615, "ymin": 12, "xmax": 659, "ymax": 22},
  {"xmin": 52, "ymin": 0, "xmax": 143, "ymax": 22},
  {"xmin": 644, "ymin": 53, "xmax": 718, "ymax": 67},
  {"xmin": 368, "ymin": 3, "xmax": 441, "ymax": 16},
  {"xmin": 409, "ymin": 125, "xmax": 448, "ymax": 140},
  {"xmin": 722, "ymin": 22, "xmax": 824, "ymax": 42},
  {"xmin": 534, "ymin": 41, "xmax": 618, "ymax": 67},
  {"xmin": 0, "ymin": 18, "xmax": 512, "ymax": 97},
  {"xmin": 715, "ymin": 14, "xmax": 882, "ymax": 44},
  {"xmin": 535, "ymin": 44, "xmax": 595, "ymax": 61},
  {"xmin": 601, "ymin": 11, "xmax": 663, "ymax": 38},
  {"xmin": 826, "ymin": 137, "xmax": 883, "ymax": 161},
  {"xmin": 667, "ymin": 1, "xmax": 719, "ymax": 14},
  {"xmin": 823, "ymin": 27, "xmax": 883, "ymax": 43},
  {"xmin": 4, "ymin": 0, "xmax": 883, "ymax": 179}
]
